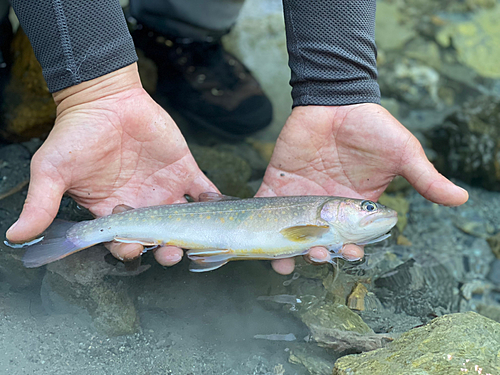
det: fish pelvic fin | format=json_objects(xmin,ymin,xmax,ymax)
[
  {"xmin": 16, "ymin": 220, "xmax": 97, "ymax": 268},
  {"xmin": 280, "ymin": 225, "xmax": 329, "ymax": 243},
  {"xmin": 187, "ymin": 249, "xmax": 232, "ymax": 272}
]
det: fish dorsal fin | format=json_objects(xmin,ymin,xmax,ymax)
[
  {"xmin": 280, "ymin": 225, "xmax": 329, "ymax": 243},
  {"xmin": 198, "ymin": 192, "xmax": 241, "ymax": 202}
]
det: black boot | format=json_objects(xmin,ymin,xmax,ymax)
[{"xmin": 131, "ymin": 23, "xmax": 273, "ymax": 138}]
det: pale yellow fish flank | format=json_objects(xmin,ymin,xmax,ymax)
[{"xmin": 10, "ymin": 195, "xmax": 398, "ymax": 272}]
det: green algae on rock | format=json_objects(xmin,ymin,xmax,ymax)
[
  {"xmin": 300, "ymin": 302, "xmax": 392, "ymax": 353},
  {"xmin": 436, "ymin": 5, "xmax": 500, "ymax": 79},
  {"xmin": 333, "ymin": 312, "xmax": 500, "ymax": 375},
  {"xmin": 375, "ymin": 2, "xmax": 416, "ymax": 51}
]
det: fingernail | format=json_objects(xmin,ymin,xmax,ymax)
[
  {"xmin": 6, "ymin": 220, "xmax": 19, "ymax": 237},
  {"xmin": 164, "ymin": 253, "xmax": 182, "ymax": 263}
]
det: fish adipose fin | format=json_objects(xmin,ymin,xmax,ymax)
[
  {"xmin": 198, "ymin": 192, "xmax": 241, "ymax": 202},
  {"xmin": 280, "ymin": 225, "xmax": 329, "ymax": 243},
  {"xmin": 10, "ymin": 220, "xmax": 96, "ymax": 268},
  {"xmin": 187, "ymin": 249, "xmax": 232, "ymax": 272}
]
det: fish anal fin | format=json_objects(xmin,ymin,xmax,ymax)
[
  {"xmin": 198, "ymin": 192, "xmax": 240, "ymax": 202},
  {"xmin": 280, "ymin": 225, "xmax": 329, "ymax": 243},
  {"xmin": 187, "ymin": 248, "xmax": 232, "ymax": 272},
  {"xmin": 113, "ymin": 237, "xmax": 160, "ymax": 246}
]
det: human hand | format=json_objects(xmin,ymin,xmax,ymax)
[
  {"xmin": 257, "ymin": 104, "xmax": 468, "ymax": 274},
  {"xmin": 6, "ymin": 63, "xmax": 218, "ymax": 267}
]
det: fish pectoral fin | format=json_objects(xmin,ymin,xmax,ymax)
[
  {"xmin": 280, "ymin": 225, "xmax": 330, "ymax": 243},
  {"xmin": 198, "ymin": 192, "xmax": 241, "ymax": 202},
  {"xmin": 187, "ymin": 249, "xmax": 232, "ymax": 272},
  {"xmin": 112, "ymin": 204, "xmax": 135, "ymax": 214},
  {"xmin": 113, "ymin": 237, "xmax": 160, "ymax": 246}
]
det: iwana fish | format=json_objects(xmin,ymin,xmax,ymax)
[{"xmin": 5, "ymin": 193, "xmax": 397, "ymax": 272}]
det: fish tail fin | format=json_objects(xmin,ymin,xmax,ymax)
[
  {"xmin": 21, "ymin": 220, "xmax": 95, "ymax": 268},
  {"xmin": 187, "ymin": 249, "xmax": 231, "ymax": 272}
]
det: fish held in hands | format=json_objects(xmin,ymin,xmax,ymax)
[{"xmin": 5, "ymin": 194, "xmax": 398, "ymax": 272}]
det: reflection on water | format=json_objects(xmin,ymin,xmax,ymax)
[{"xmin": 2, "ymin": 0, "xmax": 500, "ymax": 373}]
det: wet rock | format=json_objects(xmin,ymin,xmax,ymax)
[
  {"xmin": 1, "ymin": 28, "xmax": 55, "ymax": 141},
  {"xmin": 0, "ymin": 188, "xmax": 44, "ymax": 289},
  {"xmin": 136, "ymin": 49, "xmax": 157, "ymax": 94},
  {"xmin": 42, "ymin": 247, "xmax": 140, "ymax": 336},
  {"xmin": 487, "ymin": 232, "xmax": 500, "ymax": 259},
  {"xmin": 476, "ymin": 303, "xmax": 500, "ymax": 323},
  {"xmin": 429, "ymin": 95, "xmax": 500, "ymax": 191},
  {"xmin": 246, "ymin": 138, "xmax": 275, "ymax": 164},
  {"xmin": 454, "ymin": 212, "xmax": 495, "ymax": 239},
  {"xmin": 374, "ymin": 256, "xmax": 457, "ymax": 318},
  {"xmin": 0, "ymin": 144, "xmax": 30, "ymax": 200},
  {"xmin": 461, "ymin": 237, "xmax": 495, "ymax": 279},
  {"xmin": 436, "ymin": 5, "xmax": 500, "ymax": 78},
  {"xmin": 379, "ymin": 59, "xmax": 441, "ymax": 108},
  {"xmin": 215, "ymin": 142, "xmax": 268, "ymax": 180},
  {"xmin": 189, "ymin": 144, "xmax": 253, "ymax": 197},
  {"xmin": 488, "ymin": 259, "xmax": 500, "ymax": 284},
  {"xmin": 396, "ymin": 235, "xmax": 412, "ymax": 246},
  {"xmin": 288, "ymin": 344, "xmax": 335, "ymax": 375},
  {"xmin": 333, "ymin": 312, "xmax": 500, "ymax": 375},
  {"xmin": 347, "ymin": 283, "xmax": 369, "ymax": 311},
  {"xmin": 299, "ymin": 302, "xmax": 392, "ymax": 353},
  {"xmin": 403, "ymin": 38, "xmax": 441, "ymax": 70},
  {"xmin": 375, "ymin": 2, "xmax": 416, "ymax": 51}
]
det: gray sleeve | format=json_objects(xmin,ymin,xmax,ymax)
[
  {"xmin": 282, "ymin": 0, "xmax": 380, "ymax": 107},
  {"xmin": 11, "ymin": 0, "xmax": 138, "ymax": 93}
]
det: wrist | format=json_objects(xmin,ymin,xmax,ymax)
[{"xmin": 52, "ymin": 63, "xmax": 143, "ymax": 114}]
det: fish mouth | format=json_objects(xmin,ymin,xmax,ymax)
[{"xmin": 359, "ymin": 212, "xmax": 398, "ymax": 228}]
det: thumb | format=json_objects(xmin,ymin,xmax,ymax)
[
  {"xmin": 400, "ymin": 146, "xmax": 468, "ymax": 206},
  {"xmin": 6, "ymin": 165, "xmax": 65, "ymax": 243},
  {"xmin": 186, "ymin": 170, "xmax": 220, "ymax": 201}
]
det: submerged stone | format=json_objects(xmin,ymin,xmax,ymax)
[
  {"xmin": 436, "ymin": 5, "xmax": 500, "ymax": 78},
  {"xmin": 0, "ymin": 144, "xmax": 30, "ymax": 200},
  {"xmin": 190, "ymin": 144, "xmax": 253, "ymax": 197},
  {"xmin": 300, "ymin": 302, "xmax": 392, "ymax": 353},
  {"xmin": 374, "ymin": 256, "xmax": 456, "ymax": 318},
  {"xmin": 1, "ymin": 28, "xmax": 55, "ymax": 141},
  {"xmin": 43, "ymin": 246, "xmax": 141, "ymax": 336},
  {"xmin": 333, "ymin": 312, "xmax": 500, "ymax": 375},
  {"xmin": 487, "ymin": 232, "xmax": 500, "ymax": 259},
  {"xmin": 375, "ymin": 2, "xmax": 416, "ymax": 51},
  {"xmin": 429, "ymin": 95, "xmax": 500, "ymax": 191}
]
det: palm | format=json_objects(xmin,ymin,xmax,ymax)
[
  {"xmin": 8, "ymin": 86, "xmax": 217, "ymax": 248},
  {"xmin": 257, "ymin": 104, "xmax": 468, "ymax": 206},
  {"xmin": 38, "ymin": 89, "xmax": 212, "ymax": 215}
]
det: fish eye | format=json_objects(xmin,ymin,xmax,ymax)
[{"xmin": 361, "ymin": 200, "xmax": 377, "ymax": 212}]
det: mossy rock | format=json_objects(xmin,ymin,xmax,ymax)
[
  {"xmin": 1, "ymin": 28, "xmax": 55, "ymax": 141},
  {"xmin": 333, "ymin": 312, "xmax": 500, "ymax": 374}
]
